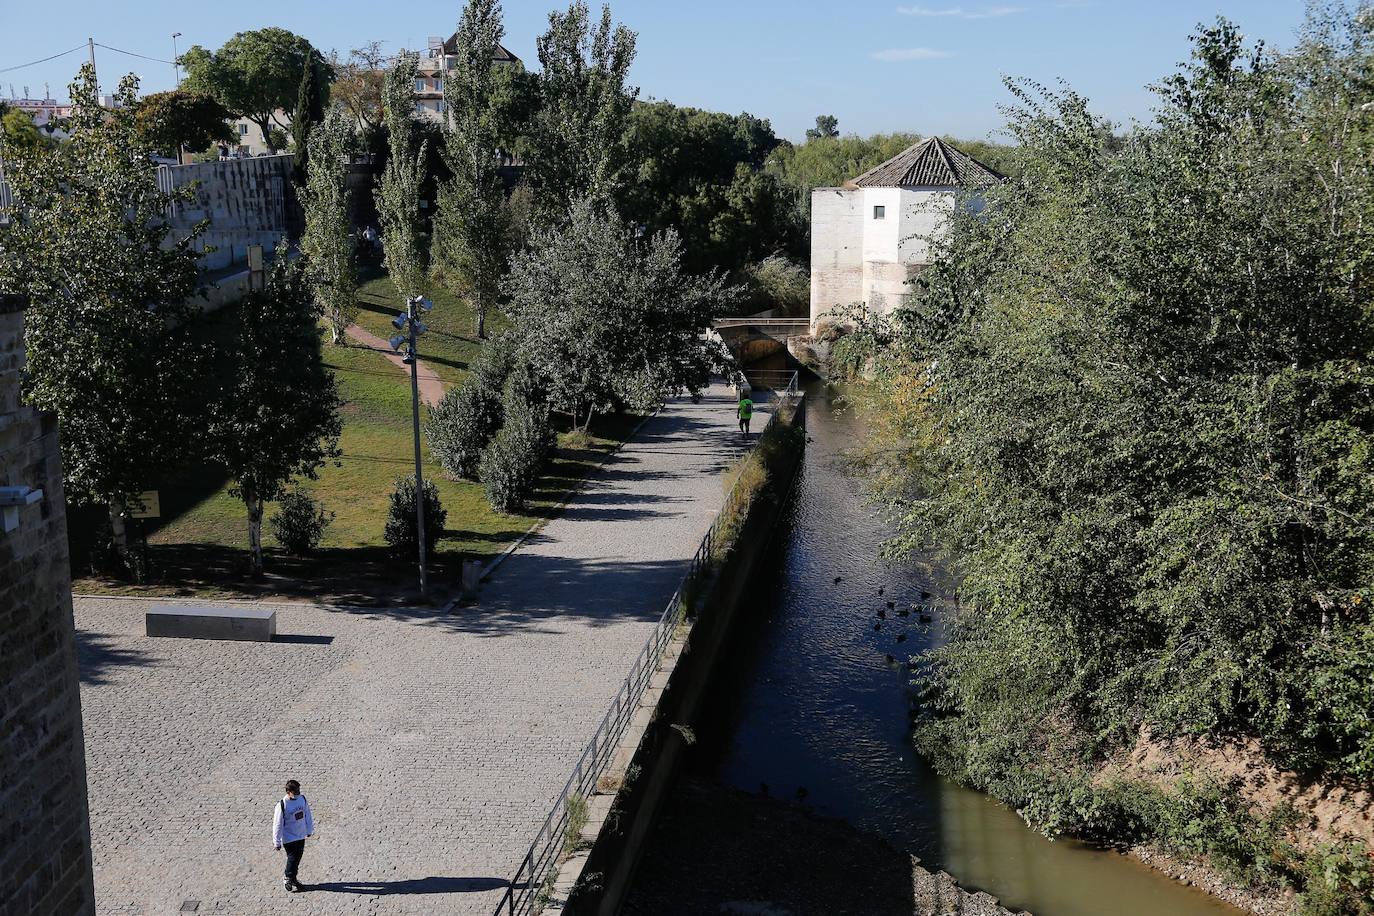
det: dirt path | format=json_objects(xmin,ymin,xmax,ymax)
[{"xmin": 344, "ymin": 323, "xmax": 446, "ymax": 407}]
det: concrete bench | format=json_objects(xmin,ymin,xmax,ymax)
[{"xmin": 145, "ymin": 604, "xmax": 277, "ymax": 642}]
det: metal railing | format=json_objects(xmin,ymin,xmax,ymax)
[
  {"xmin": 714, "ymin": 317, "xmax": 812, "ymax": 331},
  {"xmin": 492, "ymin": 380, "xmax": 803, "ymax": 916},
  {"xmin": 740, "ymin": 369, "xmax": 801, "ymax": 404}
]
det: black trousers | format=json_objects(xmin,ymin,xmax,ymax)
[{"xmin": 283, "ymin": 839, "xmax": 306, "ymax": 883}]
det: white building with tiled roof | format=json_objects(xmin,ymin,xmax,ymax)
[
  {"xmin": 414, "ymin": 32, "xmax": 521, "ymax": 122},
  {"xmin": 810, "ymin": 136, "xmax": 1001, "ymax": 324}
]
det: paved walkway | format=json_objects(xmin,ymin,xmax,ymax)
[
  {"xmin": 345, "ymin": 323, "xmax": 446, "ymax": 407},
  {"xmin": 77, "ymin": 384, "xmax": 763, "ymax": 915}
]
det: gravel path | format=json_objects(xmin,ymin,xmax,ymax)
[
  {"xmin": 344, "ymin": 323, "xmax": 446, "ymax": 407},
  {"xmin": 77, "ymin": 384, "xmax": 761, "ymax": 916}
]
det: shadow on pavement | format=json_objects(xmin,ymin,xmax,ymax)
[
  {"xmin": 308, "ymin": 876, "xmax": 507, "ymax": 895},
  {"xmin": 271, "ymin": 634, "xmax": 336, "ymax": 645},
  {"xmin": 76, "ymin": 631, "xmax": 156, "ymax": 684}
]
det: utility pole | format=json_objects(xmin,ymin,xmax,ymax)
[
  {"xmin": 390, "ymin": 295, "xmax": 435, "ymax": 600},
  {"xmin": 87, "ymin": 38, "xmax": 97, "ymax": 97},
  {"xmin": 172, "ymin": 33, "xmax": 182, "ymax": 87}
]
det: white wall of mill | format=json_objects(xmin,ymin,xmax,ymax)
[
  {"xmin": 898, "ymin": 188, "xmax": 955, "ymax": 266},
  {"xmin": 810, "ymin": 188, "xmax": 864, "ymax": 325},
  {"xmin": 860, "ymin": 188, "xmax": 903, "ymax": 263},
  {"xmin": 810, "ymin": 184, "xmax": 969, "ymax": 322}
]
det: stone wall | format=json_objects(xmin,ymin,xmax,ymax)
[
  {"xmin": 0, "ymin": 295, "xmax": 96, "ymax": 916},
  {"xmin": 160, "ymin": 155, "xmax": 294, "ymax": 272}
]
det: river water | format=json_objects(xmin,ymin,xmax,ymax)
[{"xmin": 680, "ymin": 379, "xmax": 1243, "ymax": 916}]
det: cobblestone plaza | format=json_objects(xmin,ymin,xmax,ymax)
[{"xmin": 76, "ymin": 387, "xmax": 757, "ymax": 915}]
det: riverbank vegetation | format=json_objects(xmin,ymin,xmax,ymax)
[{"xmin": 841, "ymin": 9, "xmax": 1374, "ymax": 913}]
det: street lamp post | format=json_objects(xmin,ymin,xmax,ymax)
[{"xmin": 390, "ymin": 295, "xmax": 434, "ymax": 600}]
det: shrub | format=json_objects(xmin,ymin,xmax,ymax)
[
  {"xmin": 270, "ymin": 491, "xmax": 333, "ymax": 556},
  {"xmin": 425, "ymin": 335, "xmax": 513, "ymax": 480},
  {"xmin": 427, "ymin": 382, "xmax": 503, "ymax": 480},
  {"xmin": 383, "ymin": 475, "xmax": 447, "ymax": 557},
  {"xmin": 479, "ymin": 379, "xmax": 552, "ymax": 514},
  {"xmin": 738, "ymin": 254, "xmax": 809, "ymax": 317}
]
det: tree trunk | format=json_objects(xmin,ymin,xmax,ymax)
[
  {"xmin": 253, "ymin": 115, "xmax": 279, "ymax": 152},
  {"xmin": 107, "ymin": 499, "xmax": 137, "ymax": 581},
  {"xmin": 475, "ymin": 293, "xmax": 487, "ymax": 340},
  {"xmin": 246, "ymin": 491, "xmax": 265, "ymax": 579}
]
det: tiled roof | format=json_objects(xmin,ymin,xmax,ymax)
[
  {"xmin": 848, "ymin": 137, "xmax": 1002, "ymax": 189},
  {"xmin": 442, "ymin": 34, "xmax": 521, "ymax": 63}
]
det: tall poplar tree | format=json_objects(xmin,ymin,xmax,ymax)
[
  {"xmin": 376, "ymin": 50, "xmax": 428, "ymax": 300},
  {"xmin": 300, "ymin": 105, "xmax": 358, "ymax": 344},
  {"xmin": 432, "ymin": 0, "xmax": 511, "ymax": 340},
  {"xmin": 292, "ymin": 56, "xmax": 328, "ymax": 185},
  {"xmin": 527, "ymin": 1, "xmax": 638, "ymax": 212}
]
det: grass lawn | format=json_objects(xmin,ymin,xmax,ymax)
[{"xmin": 72, "ymin": 270, "xmax": 641, "ymax": 606}]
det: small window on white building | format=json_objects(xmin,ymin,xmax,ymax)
[
  {"xmin": 873, "ymin": 205, "xmax": 886, "ymax": 219},
  {"xmin": 434, "ymin": 79, "xmax": 443, "ymax": 93},
  {"xmin": 436, "ymin": 99, "xmax": 446, "ymax": 113},
  {"xmin": 414, "ymin": 78, "xmax": 427, "ymax": 94}
]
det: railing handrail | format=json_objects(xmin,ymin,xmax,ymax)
[
  {"xmin": 492, "ymin": 385, "xmax": 804, "ymax": 916},
  {"xmin": 714, "ymin": 317, "xmax": 811, "ymax": 328}
]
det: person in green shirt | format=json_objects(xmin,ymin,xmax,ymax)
[{"xmin": 737, "ymin": 391, "xmax": 754, "ymax": 437}]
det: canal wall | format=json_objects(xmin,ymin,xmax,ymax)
[{"xmin": 542, "ymin": 402, "xmax": 807, "ymax": 916}]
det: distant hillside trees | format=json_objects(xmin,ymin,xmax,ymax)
[{"xmin": 620, "ymin": 101, "xmax": 800, "ymax": 273}]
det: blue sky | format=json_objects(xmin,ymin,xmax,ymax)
[{"xmin": 1, "ymin": 1, "xmax": 1309, "ymax": 142}]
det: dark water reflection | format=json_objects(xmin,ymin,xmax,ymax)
[{"xmin": 687, "ymin": 379, "xmax": 1243, "ymax": 916}]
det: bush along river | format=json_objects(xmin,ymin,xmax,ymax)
[{"xmin": 622, "ymin": 377, "xmax": 1245, "ymax": 916}]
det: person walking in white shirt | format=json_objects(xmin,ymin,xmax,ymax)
[{"xmin": 272, "ymin": 779, "xmax": 315, "ymax": 892}]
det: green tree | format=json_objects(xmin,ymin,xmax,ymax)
[
  {"xmin": 2, "ymin": 107, "xmax": 50, "ymax": 151},
  {"xmin": 527, "ymin": 1, "xmax": 638, "ymax": 212},
  {"xmin": 384, "ymin": 476, "xmax": 447, "ymax": 558},
  {"xmin": 300, "ymin": 105, "xmax": 358, "ymax": 344},
  {"xmin": 866, "ymin": 16, "xmax": 1374, "ymax": 820},
  {"xmin": 765, "ymin": 132, "xmax": 922, "ymax": 244},
  {"xmin": 620, "ymin": 101, "xmax": 797, "ymax": 271},
  {"xmin": 211, "ymin": 245, "xmax": 342, "ymax": 578},
  {"xmin": 291, "ymin": 54, "xmax": 330, "ymax": 184},
  {"xmin": 134, "ymin": 90, "xmax": 233, "ymax": 158},
  {"xmin": 433, "ymin": 0, "xmax": 515, "ymax": 339},
  {"xmin": 426, "ymin": 334, "xmax": 513, "ymax": 480},
  {"xmin": 479, "ymin": 366, "xmax": 552, "ymax": 512},
  {"xmin": 331, "ymin": 42, "xmax": 387, "ymax": 134},
  {"xmin": 180, "ymin": 28, "xmax": 332, "ymax": 153},
  {"xmin": 504, "ymin": 197, "xmax": 735, "ymax": 430},
  {"xmin": 0, "ymin": 65, "xmax": 205, "ymax": 574},
  {"xmin": 805, "ymin": 114, "xmax": 839, "ymax": 140},
  {"xmin": 377, "ymin": 50, "xmax": 428, "ymax": 301}
]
